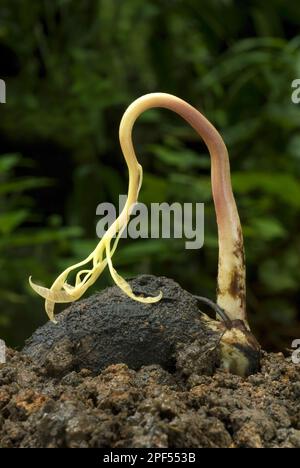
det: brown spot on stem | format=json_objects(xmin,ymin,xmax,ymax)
[
  {"xmin": 229, "ymin": 269, "xmax": 242, "ymax": 298},
  {"xmin": 228, "ymin": 227, "xmax": 246, "ymax": 310},
  {"xmin": 233, "ymin": 226, "xmax": 245, "ymax": 264},
  {"xmin": 228, "ymin": 267, "xmax": 245, "ymax": 310}
]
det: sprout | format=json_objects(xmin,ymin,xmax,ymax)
[
  {"xmin": 30, "ymin": 93, "xmax": 245, "ymax": 327},
  {"xmin": 29, "ymin": 160, "xmax": 162, "ymax": 322},
  {"xmin": 119, "ymin": 93, "xmax": 247, "ymax": 326}
]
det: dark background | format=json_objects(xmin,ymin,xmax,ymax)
[{"xmin": 0, "ymin": 0, "xmax": 300, "ymax": 351}]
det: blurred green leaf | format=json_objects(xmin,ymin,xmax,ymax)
[
  {"xmin": 232, "ymin": 172, "xmax": 300, "ymax": 207},
  {"xmin": 150, "ymin": 144, "xmax": 210, "ymax": 170},
  {"xmin": 0, "ymin": 177, "xmax": 53, "ymax": 195},
  {"xmin": 0, "ymin": 210, "xmax": 29, "ymax": 235},
  {"xmin": 0, "ymin": 154, "xmax": 21, "ymax": 173},
  {"xmin": 250, "ymin": 218, "xmax": 286, "ymax": 240}
]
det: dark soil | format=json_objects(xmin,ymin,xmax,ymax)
[
  {"xmin": 1, "ymin": 275, "xmax": 299, "ymax": 448},
  {"xmin": 23, "ymin": 275, "xmax": 220, "ymax": 376}
]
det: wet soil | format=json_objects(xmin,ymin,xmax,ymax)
[{"xmin": 0, "ymin": 276, "xmax": 299, "ymax": 448}]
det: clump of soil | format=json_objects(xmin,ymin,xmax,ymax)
[
  {"xmin": 1, "ymin": 275, "xmax": 299, "ymax": 448},
  {"xmin": 23, "ymin": 275, "xmax": 220, "ymax": 376}
]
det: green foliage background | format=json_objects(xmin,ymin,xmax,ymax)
[{"xmin": 0, "ymin": 0, "xmax": 300, "ymax": 350}]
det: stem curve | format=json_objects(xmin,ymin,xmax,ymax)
[{"xmin": 119, "ymin": 93, "xmax": 246, "ymax": 324}]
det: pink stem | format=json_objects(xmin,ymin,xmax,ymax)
[{"xmin": 119, "ymin": 93, "xmax": 246, "ymax": 324}]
